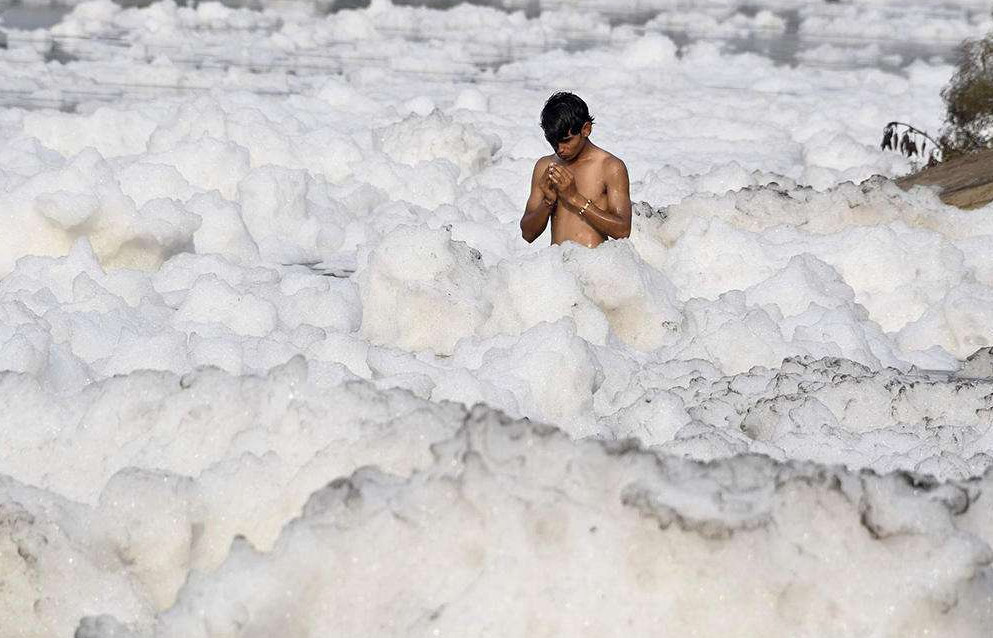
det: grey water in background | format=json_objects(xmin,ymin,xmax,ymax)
[
  {"xmin": 333, "ymin": 0, "xmax": 970, "ymax": 68},
  {"xmin": 0, "ymin": 4, "xmax": 69, "ymax": 29},
  {"xmin": 0, "ymin": 0, "xmax": 973, "ymax": 71}
]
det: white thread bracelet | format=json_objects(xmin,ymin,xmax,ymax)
[{"xmin": 578, "ymin": 198, "xmax": 592, "ymax": 217}]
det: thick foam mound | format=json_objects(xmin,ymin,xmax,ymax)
[
  {"xmin": 643, "ymin": 179, "xmax": 993, "ymax": 361},
  {"xmin": 0, "ymin": 362, "xmax": 468, "ymax": 635},
  {"xmin": 75, "ymin": 407, "xmax": 993, "ymax": 638},
  {"xmin": 375, "ymin": 112, "xmax": 501, "ymax": 177},
  {"xmin": 630, "ymin": 355, "xmax": 993, "ymax": 480},
  {"xmin": 359, "ymin": 229, "xmax": 682, "ymax": 355},
  {"xmin": 0, "ymin": 355, "xmax": 987, "ymax": 637}
]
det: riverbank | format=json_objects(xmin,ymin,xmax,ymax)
[{"xmin": 898, "ymin": 147, "xmax": 993, "ymax": 209}]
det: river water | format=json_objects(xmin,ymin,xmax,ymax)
[{"xmin": 0, "ymin": 1, "xmax": 978, "ymax": 69}]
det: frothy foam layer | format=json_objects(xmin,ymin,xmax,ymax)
[
  {"xmin": 0, "ymin": 357, "xmax": 987, "ymax": 635},
  {"xmin": 71, "ymin": 407, "xmax": 993, "ymax": 638},
  {"xmin": 1, "ymin": 0, "xmax": 993, "ymax": 635}
]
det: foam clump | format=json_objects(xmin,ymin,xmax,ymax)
[
  {"xmin": 452, "ymin": 87, "xmax": 489, "ymax": 112},
  {"xmin": 562, "ymin": 240, "xmax": 682, "ymax": 349},
  {"xmin": 143, "ymin": 137, "xmax": 252, "ymax": 200},
  {"xmin": 146, "ymin": 95, "xmax": 362, "ymax": 184},
  {"xmin": 897, "ymin": 282, "xmax": 993, "ymax": 358},
  {"xmin": 0, "ymin": 148, "xmax": 200, "ymax": 274},
  {"xmin": 621, "ymin": 32, "xmax": 679, "ymax": 68},
  {"xmin": 0, "ymin": 361, "xmax": 468, "ymax": 636},
  {"xmin": 629, "ymin": 355, "xmax": 993, "ymax": 480},
  {"xmin": 359, "ymin": 227, "xmax": 682, "ymax": 356},
  {"xmin": 85, "ymin": 408, "xmax": 993, "ymax": 638},
  {"xmin": 645, "ymin": 178, "xmax": 993, "ymax": 356},
  {"xmin": 376, "ymin": 111, "xmax": 502, "ymax": 177},
  {"xmin": 0, "ymin": 476, "xmax": 152, "ymax": 638},
  {"xmin": 480, "ymin": 240, "xmax": 682, "ymax": 349},
  {"xmin": 359, "ymin": 226, "xmax": 489, "ymax": 354},
  {"xmin": 185, "ymin": 191, "xmax": 260, "ymax": 263},
  {"xmin": 443, "ymin": 318, "xmax": 604, "ymax": 433},
  {"xmin": 0, "ymin": 244, "xmax": 367, "ymax": 387},
  {"xmin": 236, "ymin": 165, "xmax": 349, "ymax": 264},
  {"xmin": 22, "ymin": 107, "xmax": 157, "ymax": 158},
  {"xmin": 173, "ymin": 274, "xmax": 279, "ymax": 337}
]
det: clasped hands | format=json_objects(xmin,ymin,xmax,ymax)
[{"xmin": 540, "ymin": 163, "xmax": 581, "ymax": 210}]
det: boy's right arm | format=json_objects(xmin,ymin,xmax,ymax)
[{"xmin": 520, "ymin": 159, "xmax": 555, "ymax": 243}]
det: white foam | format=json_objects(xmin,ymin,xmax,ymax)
[
  {"xmin": 0, "ymin": 1, "xmax": 991, "ymax": 635},
  {"xmin": 140, "ymin": 410, "xmax": 993, "ymax": 638}
]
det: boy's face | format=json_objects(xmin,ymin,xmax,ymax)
[{"xmin": 550, "ymin": 121, "xmax": 592, "ymax": 161}]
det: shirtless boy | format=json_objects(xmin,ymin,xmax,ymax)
[{"xmin": 520, "ymin": 92, "xmax": 632, "ymax": 247}]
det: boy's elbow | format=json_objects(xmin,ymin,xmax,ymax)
[{"xmin": 520, "ymin": 218, "xmax": 539, "ymax": 243}]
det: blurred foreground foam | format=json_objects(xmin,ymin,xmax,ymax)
[{"xmin": 0, "ymin": 358, "xmax": 986, "ymax": 635}]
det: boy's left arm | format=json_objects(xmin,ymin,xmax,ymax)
[{"xmin": 603, "ymin": 158, "xmax": 632, "ymax": 239}]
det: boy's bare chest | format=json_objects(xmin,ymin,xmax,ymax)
[{"xmin": 570, "ymin": 165, "xmax": 608, "ymax": 199}]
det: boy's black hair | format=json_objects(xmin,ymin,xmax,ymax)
[{"xmin": 540, "ymin": 92, "xmax": 594, "ymax": 146}]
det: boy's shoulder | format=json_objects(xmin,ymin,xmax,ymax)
[
  {"xmin": 534, "ymin": 154, "xmax": 556, "ymax": 168},
  {"xmin": 596, "ymin": 146, "xmax": 624, "ymax": 164},
  {"xmin": 592, "ymin": 146, "xmax": 627, "ymax": 175}
]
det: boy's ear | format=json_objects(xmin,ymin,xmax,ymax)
[{"xmin": 581, "ymin": 121, "xmax": 592, "ymax": 137}]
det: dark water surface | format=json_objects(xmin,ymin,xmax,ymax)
[
  {"xmin": 0, "ymin": 4, "xmax": 69, "ymax": 29},
  {"xmin": 0, "ymin": 0, "xmax": 969, "ymax": 70}
]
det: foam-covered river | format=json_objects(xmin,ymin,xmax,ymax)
[{"xmin": 1, "ymin": 1, "xmax": 992, "ymax": 636}]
